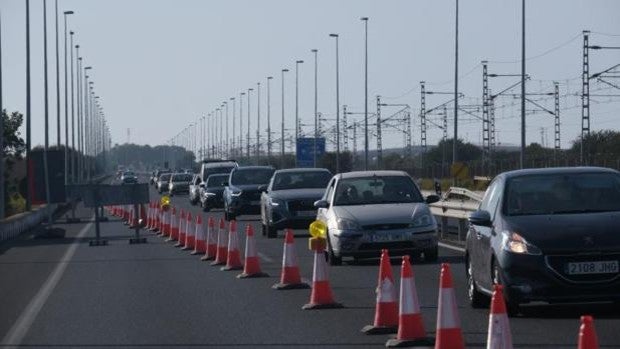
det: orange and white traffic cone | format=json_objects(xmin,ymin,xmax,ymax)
[
  {"xmin": 192, "ymin": 214, "xmax": 206, "ymax": 255},
  {"xmin": 163, "ymin": 207, "xmax": 172, "ymax": 237},
  {"xmin": 156, "ymin": 205, "xmax": 164, "ymax": 235},
  {"xmin": 123, "ymin": 206, "xmax": 129, "ymax": 224},
  {"xmin": 165, "ymin": 208, "xmax": 177, "ymax": 241},
  {"xmin": 578, "ymin": 315, "xmax": 599, "ymax": 349},
  {"xmin": 151, "ymin": 203, "xmax": 160, "ymax": 232},
  {"xmin": 145, "ymin": 203, "xmax": 152, "ymax": 229},
  {"xmin": 238, "ymin": 224, "xmax": 268, "ymax": 278},
  {"xmin": 272, "ymin": 229, "xmax": 309, "ymax": 290},
  {"xmin": 435, "ymin": 263, "xmax": 464, "ymax": 349},
  {"xmin": 222, "ymin": 220, "xmax": 243, "ymax": 271},
  {"xmin": 210, "ymin": 218, "xmax": 228, "ymax": 266},
  {"xmin": 486, "ymin": 284, "xmax": 513, "ymax": 349},
  {"xmin": 182, "ymin": 212, "xmax": 194, "ymax": 250},
  {"xmin": 362, "ymin": 249, "xmax": 398, "ymax": 335},
  {"xmin": 201, "ymin": 217, "xmax": 217, "ymax": 261},
  {"xmin": 302, "ymin": 237, "xmax": 343, "ymax": 310},
  {"xmin": 139, "ymin": 204, "xmax": 147, "ymax": 228},
  {"xmin": 175, "ymin": 210, "xmax": 186, "ymax": 247},
  {"xmin": 386, "ymin": 255, "xmax": 434, "ymax": 347}
]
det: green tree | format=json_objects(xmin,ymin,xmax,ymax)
[{"xmin": 2, "ymin": 110, "xmax": 27, "ymax": 216}]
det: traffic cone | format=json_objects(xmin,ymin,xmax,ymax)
[
  {"xmin": 201, "ymin": 217, "xmax": 217, "ymax": 261},
  {"xmin": 210, "ymin": 218, "xmax": 228, "ymax": 266},
  {"xmin": 150, "ymin": 203, "xmax": 160, "ymax": 232},
  {"xmin": 123, "ymin": 206, "xmax": 129, "ymax": 224},
  {"xmin": 182, "ymin": 212, "xmax": 194, "ymax": 250},
  {"xmin": 272, "ymin": 229, "xmax": 310, "ymax": 290},
  {"xmin": 139, "ymin": 204, "xmax": 147, "ymax": 228},
  {"xmin": 385, "ymin": 255, "xmax": 434, "ymax": 347},
  {"xmin": 302, "ymin": 237, "xmax": 343, "ymax": 310},
  {"xmin": 166, "ymin": 208, "xmax": 177, "ymax": 241},
  {"xmin": 486, "ymin": 284, "xmax": 513, "ymax": 349},
  {"xmin": 192, "ymin": 215, "xmax": 206, "ymax": 255},
  {"xmin": 435, "ymin": 263, "xmax": 464, "ymax": 349},
  {"xmin": 362, "ymin": 249, "xmax": 398, "ymax": 335},
  {"xmin": 578, "ymin": 315, "xmax": 599, "ymax": 349},
  {"xmin": 222, "ymin": 220, "xmax": 243, "ymax": 271},
  {"xmin": 163, "ymin": 207, "xmax": 172, "ymax": 237},
  {"xmin": 238, "ymin": 224, "xmax": 268, "ymax": 278},
  {"xmin": 175, "ymin": 210, "xmax": 186, "ymax": 247}
]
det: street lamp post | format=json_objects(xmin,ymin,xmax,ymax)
[
  {"xmin": 256, "ymin": 82, "xmax": 261, "ymax": 162},
  {"xmin": 281, "ymin": 69, "xmax": 289, "ymax": 167},
  {"xmin": 0, "ymin": 10, "xmax": 4, "ymax": 219},
  {"xmin": 43, "ymin": 0, "xmax": 54, "ymax": 229},
  {"xmin": 453, "ymin": 0, "xmax": 459, "ymax": 178},
  {"xmin": 25, "ymin": 0, "xmax": 32, "ymax": 210},
  {"xmin": 520, "ymin": 0, "xmax": 526, "ymax": 169},
  {"xmin": 329, "ymin": 33, "xmax": 340, "ymax": 173},
  {"xmin": 239, "ymin": 92, "xmax": 245, "ymax": 157},
  {"xmin": 295, "ymin": 60, "xmax": 304, "ymax": 156},
  {"xmin": 230, "ymin": 97, "xmax": 235, "ymax": 158},
  {"xmin": 361, "ymin": 17, "xmax": 369, "ymax": 170},
  {"xmin": 63, "ymin": 10, "xmax": 73, "ymax": 185},
  {"xmin": 247, "ymin": 88, "xmax": 253, "ymax": 160},
  {"xmin": 311, "ymin": 49, "xmax": 318, "ymax": 168},
  {"xmin": 54, "ymin": 0, "xmax": 61, "ymax": 146},
  {"xmin": 267, "ymin": 76, "xmax": 273, "ymax": 161}
]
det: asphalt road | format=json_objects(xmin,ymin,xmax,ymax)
[{"xmin": 1, "ymin": 179, "xmax": 619, "ymax": 348}]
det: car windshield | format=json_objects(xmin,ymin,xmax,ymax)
[
  {"xmin": 159, "ymin": 174, "xmax": 171, "ymax": 181},
  {"xmin": 231, "ymin": 168, "xmax": 274, "ymax": 185},
  {"xmin": 505, "ymin": 172, "xmax": 620, "ymax": 216},
  {"xmin": 123, "ymin": 172, "xmax": 135, "ymax": 177},
  {"xmin": 172, "ymin": 174, "xmax": 192, "ymax": 182},
  {"xmin": 272, "ymin": 171, "xmax": 331, "ymax": 190},
  {"xmin": 207, "ymin": 175, "xmax": 229, "ymax": 187},
  {"xmin": 333, "ymin": 175, "xmax": 423, "ymax": 206},
  {"xmin": 202, "ymin": 166, "xmax": 235, "ymax": 180}
]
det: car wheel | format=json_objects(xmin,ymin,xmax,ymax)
[
  {"xmin": 466, "ymin": 257, "xmax": 488, "ymax": 308},
  {"xmin": 492, "ymin": 258, "xmax": 520, "ymax": 316},
  {"xmin": 326, "ymin": 233, "xmax": 342, "ymax": 266},
  {"xmin": 424, "ymin": 246, "xmax": 439, "ymax": 262}
]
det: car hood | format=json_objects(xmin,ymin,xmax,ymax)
[
  {"xmin": 333, "ymin": 202, "xmax": 431, "ymax": 226},
  {"xmin": 232, "ymin": 184, "xmax": 265, "ymax": 192},
  {"xmin": 206, "ymin": 188, "xmax": 225, "ymax": 195},
  {"xmin": 504, "ymin": 212, "xmax": 620, "ymax": 253},
  {"xmin": 269, "ymin": 188, "xmax": 326, "ymax": 201}
]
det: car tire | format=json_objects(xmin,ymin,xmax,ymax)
[
  {"xmin": 424, "ymin": 246, "xmax": 439, "ymax": 262},
  {"xmin": 492, "ymin": 258, "xmax": 520, "ymax": 316},
  {"xmin": 466, "ymin": 256, "xmax": 488, "ymax": 308},
  {"xmin": 326, "ymin": 233, "xmax": 342, "ymax": 266}
]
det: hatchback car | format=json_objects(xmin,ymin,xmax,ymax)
[
  {"xmin": 260, "ymin": 168, "xmax": 332, "ymax": 238},
  {"xmin": 156, "ymin": 173, "xmax": 172, "ymax": 194},
  {"xmin": 466, "ymin": 167, "xmax": 620, "ymax": 315},
  {"xmin": 168, "ymin": 173, "xmax": 193, "ymax": 195},
  {"xmin": 314, "ymin": 171, "xmax": 440, "ymax": 265},
  {"xmin": 200, "ymin": 173, "xmax": 229, "ymax": 212},
  {"xmin": 223, "ymin": 166, "xmax": 275, "ymax": 221}
]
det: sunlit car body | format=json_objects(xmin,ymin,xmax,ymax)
[
  {"xmin": 314, "ymin": 171, "xmax": 440, "ymax": 265},
  {"xmin": 200, "ymin": 174, "xmax": 229, "ymax": 212},
  {"xmin": 223, "ymin": 166, "xmax": 275, "ymax": 221},
  {"xmin": 466, "ymin": 167, "xmax": 620, "ymax": 314},
  {"xmin": 120, "ymin": 171, "xmax": 138, "ymax": 184},
  {"xmin": 156, "ymin": 173, "xmax": 172, "ymax": 194},
  {"xmin": 153, "ymin": 169, "xmax": 171, "ymax": 187},
  {"xmin": 189, "ymin": 174, "xmax": 202, "ymax": 205},
  {"xmin": 260, "ymin": 168, "xmax": 332, "ymax": 238},
  {"xmin": 168, "ymin": 173, "xmax": 193, "ymax": 195}
]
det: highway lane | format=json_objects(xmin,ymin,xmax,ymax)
[{"xmin": 0, "ymin": 179, "xmax": 618, "ymax": 348}]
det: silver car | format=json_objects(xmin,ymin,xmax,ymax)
[{"xmin": 314, "ymin": 170, "xmax": 440, "ymax": 265}]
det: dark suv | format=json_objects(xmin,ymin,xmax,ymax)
[
  {"xmin": 200, "ymin": 174, "xmax": 229, "ymax": 212},
  {"xmin": 223, "ymin": 166, "xmax": 275, "ymax": 221},
  {"xmin": 466, "ymin": 167, "xmax": 620, "ymax": 315}
]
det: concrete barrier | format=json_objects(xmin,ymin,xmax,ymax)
[{"xmin": 0, "ymin": 204, "xmax": 57, "ymax": 243}]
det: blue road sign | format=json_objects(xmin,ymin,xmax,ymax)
[{"xmin": 296, "ymin": 137, "xmax": 326, "ymax": 167}]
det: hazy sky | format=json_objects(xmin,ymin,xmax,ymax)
[{"xmin": 2, "ymin": 0, "xmax": 620, "ymax": 152}]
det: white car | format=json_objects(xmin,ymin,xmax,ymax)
[{"xmin": 314, "ymin": 170, "xmax": 440, "ymax": 265}]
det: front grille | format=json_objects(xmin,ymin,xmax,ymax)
[
  {"xmin": 288, "ymin": 199, "xmax": 315, "ymax": 212},
  {"xmin": 546, "ymin": 253, "xmax": 620, "ymax": 283},
  {"xmin": 358, "ymin": 241, "xmax": 416, "ymax": 251},
  {"xmin": 241, "ymin": 191, "xmax": 262, "ymax": 201},
  {"xmin": 362, "ymin": 223, "xmax": 411, "ymax": 231}
]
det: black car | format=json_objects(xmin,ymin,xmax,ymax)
[
  {"xmin": 200, "ymin": 174, "xmax": 229, "ymax": 212},
  {"xmin": 260, "ymin": 168, "xmax": 332, "ymax": 238},
  {"xmin": 223, "ymin": 166, "xmax": 275, "ymax": 221},
  {"xmin": 466, "ymin": 167, "xmax": 620, "ymax": 315}
]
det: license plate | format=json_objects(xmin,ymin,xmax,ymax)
[
  {"xmin": 567, "ymin": 261, "xmax": 618, "ymax": 275},
  {"xmin": 296, "ymin": 211, "xmax": 316, "ymax": 217},
  {"xmin": 371, "ymin": 234, "xmax": 400, "ymax": 242},
  {"xmin": 250, "ymin": 201, "xmax": 261, "ymax": 205}
]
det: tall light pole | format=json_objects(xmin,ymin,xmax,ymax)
[
  {"xmin": 25, "ymin": 0, "xmax": 32, "ymax": 210},
  {"xmin": 226, "ymin": 99, "xmax": 230, "ymax": 158},
  {"xmin": 0, "ymin": 10, "xmax": 4, "ymax": 219},
  {"xmin": 54, "ymin": 0, "xmax": 60, "ymax": 146},
  {"xmin": 256, "ymin": 82, "xmax": 261, "ymax": 162},
  {"xmin": 361, "ymin": 17, "xmax": 369, "ymax": 170},
  {"xmin": 247, "ymin": 88, "xmax": 253, "ymax": 159},
  {"xmin": 239, "ymin": 92, "xmax": 245, "ymax": 157},
  {"xmin": 295, "ymin": 60, "xmax": 304, "ymax": 153},
  {"xmin": 329, "ymin": 33, "xmax": 340, "ymax": 173},
  {"xmin": 230, "ymin": 97, "xmax": 235, "ymax": 158},
  {"xmin": 453, "ymin": 0, "xmax": 459, "ymax": 177},
  {"xmin": 43, "ymin": 0, "xmax": 53, "ymax": 228},
  {"xmin": 63, "ymin": 10, "xmax": 73, "ymax": 185},
  {"xmin": 267, "ymin": 76, "xmax": 273, "ymax": 161},
  {"xmin": 520, "ymin": 0, "xmax": 526, "ymax": 169},
  {"xmin": 311, "ymin": 49, "xmax": 318, "ymax": 168},
  {"xmin": 281, "ymin": 68, "xmax": 289, "ymax": 166},
  {"xmin": 76, "ymin": 53, "xmax": 81, "ymax": 181}
]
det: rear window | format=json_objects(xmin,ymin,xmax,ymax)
[
  {"xmin": 504, "ymin": 172, "xmax": 620, "ymax": 215},
  {"xmin": 272, "ymin": 171, "xmax": 332, "ymax": 190},
  {"xmin": 231, "ymin": 168, "xmax": 274, "ymax": 186},
  {"xmin": 160, "ymin": 174, "xmax": 171, "ymax": 181},
  {"xmin": 172, "ymin": 174, "xmax": 192, "ymax": 182},
  {"xmin": 207, "ymin": 175, "xmax": 229, "ymax": 187}
]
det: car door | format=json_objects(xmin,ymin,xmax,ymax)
[
  {"xmin": 478, "ymin": 178, "xmax": 504, "ymax": 290},
  {"xmin": 261, "ymin": 177, "xmax": 274, "ymax": 225},
  {"xmin": 317, "ymin": 178, "xmax": 336, "ymax": 225}
]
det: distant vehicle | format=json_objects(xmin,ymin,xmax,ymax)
[
  {"xmin": 200, "ymin": 173, "xmax": 229, "ymax": 212},
  {"xmin": 120, "ymin": 171, "xmax": 138, "ymax": 184},
  {"xmin": 153, "ymin": 169, "xmax": 171, "ymax": 186},
  {"xmin": 314, "ymin": 170, "xmax": 440, "ymax": 266},
  {"xmin": 200, "ymin": 159, "xmax": 238, "ymax": 185},
  {"xmin": 168, "ymin": 173, "xmax": 193, "ymax": 195},
  {"xmin": 156, "ymin": 173, "xmax": 172, "ymax": 194},
  {"xmin": 260, "ymin": 168, "xmax": 332, "ymax": 238},
  {"xmin": 466, "ymin": 167, "xmax": 620, "ymax": 315},
  {"xmin": 223, "ymin": 166, "xmax": 275, "ymax": 221},
  {"xmin": 188, "ymin": 174, "xmax": 202, "ymax": 205}
]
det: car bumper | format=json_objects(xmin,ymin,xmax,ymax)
[
  {"xmin": 329, "ymin": 229, "xmax": 438, "ymax": 258},
  {"xmin": 497, "ymin": 252, "xmax": 620, "ymax": 304},
  {"xmin": 202, "ymin": 196, "xmax": 224, "ymax": 208},
  {"xmin": 270, "ymin": 213, "xmax": 316, "ymax": 230},
  {"xmin": 228, "ymin": 200, "xmax": 261, "ymax": 216}
]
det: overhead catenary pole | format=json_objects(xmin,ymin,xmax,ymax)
[
  {"xmin": 247, "ymin": 88, "xmax": 253, "ymax": 159},
  {"xmin": 581, "ymin": 30, "xmax": 590, "ymax": 165},
  {"xmin": 554, "ymin": 82, "xmax": 560, "ymax": 163},
  {"xmin": 266, "ymin": 77, "xmax": 273, "ymax": 161},
  {"xmin": 520, "ymin": 0, "xmax": 526, "ymax": 169},
  {"xmin": 453, "ymin": 0, "xmax": 459, "ymax": 179},
  {"xmin": 311, "ymin": 49, "xmax": 318, "ymax": 168},
  {"xmin": 329, "ymin": 33, "xmax": 340, "ymax": 173},
  {"xmin": 240, "ymin": 92, "xmax": 244, "ymax": 157},
  {"xmin": 256, "ymin": 82, "xmax": 261, "ymax": 161},
  {"xmin": 281, "ymin": 69, "xmax": 289, "ymax": 166},
  {"xmin": 361, "ymin": 17, "xmax": 369, "ymax": 171},
  {"xmin": 295, "ymin": 60, "xmax": 303, "ymax": 154}
]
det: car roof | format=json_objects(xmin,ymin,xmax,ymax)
[
  {"xmin": 208, "ymin": 173, "xmax": 229, "ymax": 178},
  {"xmin": 501, "ymin": 166, "xmax": 619, "ymax": 179},
  {"xmin": 274, "ymin": 168, "xmax": 331, "ymax": 174},
  {"xmin": 233, "ymin": 166, "xmax": 275, "ymax": 171},
  {"xmin": 337, "ymin": 170, "xmax": 410, "ymax": 179}
]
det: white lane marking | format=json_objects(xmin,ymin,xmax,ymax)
[
  {"xmin": 1, "ymin": 220, "xmax": 93, "ymax": 347},
  {"xmin": 258, "ymin": 252, "xmax": 274, "ymax": 264},
  {"xmin": 439, "ymin": 241, "xmax": 466, "ymax": 253}
]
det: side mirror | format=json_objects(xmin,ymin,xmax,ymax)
[
  {"xmin": 468, "ymin": 210, "xmax": 492, "ymax": 227},
  {"xmin": 314, "ymin": 199, "xmax": 329, "ymax": 209},
  {"xmin": 425, "ymin": 194, "xmax": 440, "ymax": 204},
  {"xmin": 258, "ymin": 184, "xmax": 268, "ymax": 192}
]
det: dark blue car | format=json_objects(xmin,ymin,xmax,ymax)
[{"xmin": 223, "ymin": 166, "xmax": 275, "ymax": 221}]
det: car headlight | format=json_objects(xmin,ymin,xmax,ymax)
[
  {"xmin": 336, "ymin": 218, "xmax": 359, "ymax": 230},
  {"xmin": 501, "ymin": 231, "xmax": 542, "ymax": 255},
  {"xmin": 270, "ymin": 199, "xmax": 285, "ymax": 207},
  {"xmin": 231, "ymin": 190, "xmax": 242, "ymax": 197},
  {"xmin": 411, "ymin": 214, "xmax": 433, "ymax": 228},
  {"xmin": 205, "ymin": 192, "xmax": 216, "ymax": 197}
]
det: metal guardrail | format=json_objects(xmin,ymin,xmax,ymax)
[{"xmin": 428, "ymin": 187, "xmax": 483, "ymax": 243}]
